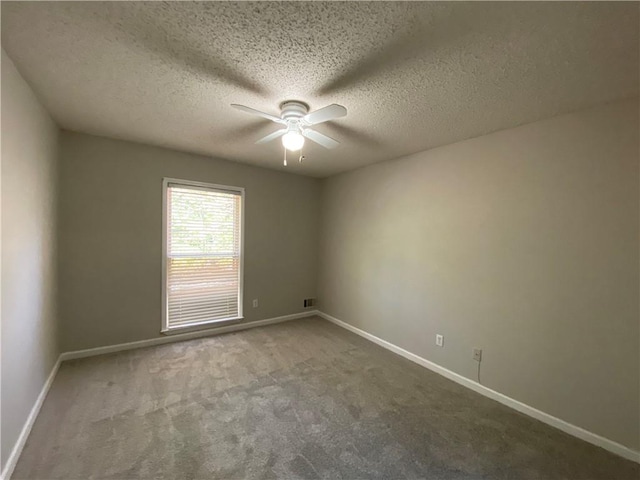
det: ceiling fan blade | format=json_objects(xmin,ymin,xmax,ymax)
[
  {"xmin": 303, "ymin": 104, "xmax": 347, "ymax": 125},
  {"xmin": 255, "ymin": 129, "xmax": 287, "ymax": 144},
  {"xmin": 303, "ymin": 129, "xmax": 340, "ymax": 149},
  {"xmin": 231, "ymin": 104, "xmax": 285, "ymax": 124}
]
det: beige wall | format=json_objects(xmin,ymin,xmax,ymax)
[
  {"xmin": 318, "ymin": 99, "xmax": 640, "ymax": 451},
  {"xmin": 1, "ymin": 50, "xmax": 60, "ymax": 468},
  {"xmin": 58, "ymin": 132, "xmax": 320, "ymax": 352}
]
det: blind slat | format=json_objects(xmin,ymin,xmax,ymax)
[
  {"xmin": 166, "ymin": 183, "xmax": 242, "ymax": 327},
  {"xmin": 168, "ymin": 292, "xmax": 240, "ymax": 304},
  {"xmin": 168, "ymin": 304, "xmax": 239, "ymax": 316}
]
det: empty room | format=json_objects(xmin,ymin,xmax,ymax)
[{"xmin": 1, "ymin": 2, "xmax": 639, "ymax": 479}]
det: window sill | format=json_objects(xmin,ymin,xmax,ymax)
[{"xmin": 161, "ymin": 316, "xmax": 244, "ymax": 335}]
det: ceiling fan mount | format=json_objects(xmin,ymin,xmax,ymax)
[
  {"xmin": 231, "ymin": 100, "xmax": 347, "ymax": 154},
  {"xmin": 279, "ymin": 100, "xmax": 309, "ymax": 121}
]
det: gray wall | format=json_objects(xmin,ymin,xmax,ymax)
[
  {"xmin": 58, "ymin": 132, "xmax": 320, "ymax": 352},
  {"xmin": 1, "ymin": 50, "xmax": 60, "ymax": 468},
  {"xmin": 318, "ymin": 98, "xmax": 639, "ymax": 451}
]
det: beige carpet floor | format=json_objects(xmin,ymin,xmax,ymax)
[{"xmin": 12, "ymin": 316, "xmax": 639, "ymax": 479}]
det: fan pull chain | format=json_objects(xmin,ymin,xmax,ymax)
[{"xmin": 283, "ymin": 148, "xmax": 287, "ymax": 166}]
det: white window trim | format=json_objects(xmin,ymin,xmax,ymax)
[{"xmin": 161, "ymin": 177, "xmax": 245, "ymax": 334}]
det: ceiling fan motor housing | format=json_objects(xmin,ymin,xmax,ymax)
[{"xmin": 280, "ymin": 101, "xmax": 309, "ymax": 124}]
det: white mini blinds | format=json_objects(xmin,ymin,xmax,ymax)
[{"xmin": 164, "ymin": 180, "xmax": 243, "ymax": 330}]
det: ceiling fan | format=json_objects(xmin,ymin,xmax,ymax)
[{"xmin": 231, "ymin": 101, "xmax": 347, "ymax": 152}]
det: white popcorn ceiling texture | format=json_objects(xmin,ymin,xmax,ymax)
[{"xmin": 2, "ymin": 2, "xmax": 638, "ymax": 177}]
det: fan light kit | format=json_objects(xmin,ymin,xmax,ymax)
[
  {"xmin": 231, "ymin": 100, "xmax": 347, "ymax": 164},
  {"xmin": 282, "ymin": 130, "xmax": 305, "ymax": 151}
]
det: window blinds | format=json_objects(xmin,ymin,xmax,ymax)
[{"xmin": 166, "ymin": 183, "xmax": 242, "ymax": 329}]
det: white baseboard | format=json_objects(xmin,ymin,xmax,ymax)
[
  {"xmin": 60, "ymin": 311, "xmax": 318, "ymax": 361},
  {"xmin": 1, "ymin": 356, "xmax": 61, "ymax": 480},
  {"xmin": 316, "ymin": 311, "xmax": 640, "ymax": 464}
]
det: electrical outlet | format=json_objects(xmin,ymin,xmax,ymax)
[
  {"xmin": 252, "ymin": 299, "xmax": 259, "ymax": 308},
  {"xmin": 435, "ymin": 334, "xmax": 444, "ymax": 347},
  {"xmin": 473, "ymin": 348, "xmax": 482, "ymax": 362}
]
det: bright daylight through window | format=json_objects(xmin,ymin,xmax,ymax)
[{"xmin": 163, "ymin": 179, "xmax": 243, "ymax": 331}]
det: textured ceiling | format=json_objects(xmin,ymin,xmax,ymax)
[{"xmin": 2, "ymin": 2, "xmax": 638, "ymax": 178}]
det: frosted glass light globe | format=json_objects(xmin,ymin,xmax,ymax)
[{"xmin": 282, "ymin": 131, "xmax": 305, "ymax": 151}]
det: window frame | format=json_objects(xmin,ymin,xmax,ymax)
[{"xmin": 161, "ymin": 177, "xmax": 245, "ymax": 334}]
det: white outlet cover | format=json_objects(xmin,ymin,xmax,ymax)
[
  {"xmin": 436, "ymin": 334, "xmax": 444, "ymax": 347},
  {"xmin": 252, "ymin": 299, "xmax": 259, "ymax": 308}
]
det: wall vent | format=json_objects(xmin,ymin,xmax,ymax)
[{"xmin": 303, "ymin": 298, "xmax": 316, "ymax": 308}]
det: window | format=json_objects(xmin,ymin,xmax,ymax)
[{"xmin": 162, "ymin": 178, "xmax": 244, "ymax": 332}]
